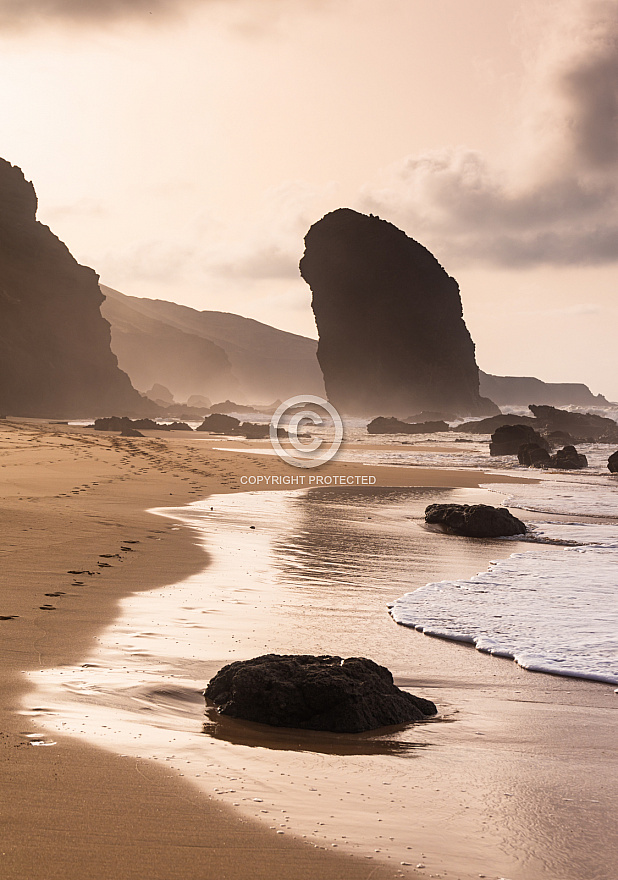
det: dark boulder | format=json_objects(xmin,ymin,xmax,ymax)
[
  {"xmin": 367, "ymin": 416, "xmax": 449, "ymax": 435},
  {"xmin": 425, "ymin": 503, "xmax": 526, "ymax": 537},
  {"xmin": 120, "ymin": 428, "xmax": 144, "ymax": 437},
  {"xmin": 299, "ymin": 209, "xmax": 498, "ymax": 418},
  {"xmin": 608, "ymin": 451, "xmax": 618, "ymax": 473},
  {"xmin": 239, "ymin": 421, "xmax": 270, "ymax": 439},
  {"xmin": 204, "ymin": 654, "xmax": 437, "ymax": 733},
  {"xmin": 94, "ymin": 416, "xmax": 159, "ymax": 431},
  {"xmin": 196, "ymin": 413, "xmax": 241, "ymax": 433},
  {"xmin": 553, "ymin": 445, "xmax": 588, "ymax": 469},
  {"xmin": 161, "ymin": 421, "xmax": 193, "ymax": 431},
  {"xmin": 490, "ymin": 424, "xmax": 549, "ymax": 456},
  {"xmin": 517, "ymin": 442, "xmax": 552, "ymax": 468}
]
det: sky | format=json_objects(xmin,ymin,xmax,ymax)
[{"xmin": 1, "ymin": 0, "xmax": 617, "ymax": 399}]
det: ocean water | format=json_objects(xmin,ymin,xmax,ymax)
[{"xmin": 388, "ymin": 455, "xmax": 618, "ymax": 688}]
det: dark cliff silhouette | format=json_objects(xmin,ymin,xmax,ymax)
[
  {"xmin": 299, "ymin": 209, "xmax": 498, "ymax": 418},
  {"xmin": 0, "ymin": 159, "xmax": 148, "ymax": 418}
]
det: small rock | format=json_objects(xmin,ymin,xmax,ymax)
[{"xmin": 425, "ymin": 503, "xmax": 526, "ymax": 538}]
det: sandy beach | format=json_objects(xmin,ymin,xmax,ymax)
[{"xmin": 1, "ymin": 419, "xmax": 616, "ymax": 880}]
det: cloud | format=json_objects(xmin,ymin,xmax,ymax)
[
  {"xmin": 0, "ymin": 0, "xmax": 330, "ymax": 30},
  {"xmin": 359, "ymin": 0, "xmax": 618, "ymax": 268},
  {"xmin": 0, "ymin": 0, "xmax": 190, "ymax": 27}
]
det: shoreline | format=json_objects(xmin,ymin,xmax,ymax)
[{"xmin": 2, "ymin": 419, "xmax": 616, "ymax": 880}]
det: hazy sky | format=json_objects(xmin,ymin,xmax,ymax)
[{"xmin": 1, "ymin": 0, "xmax": 617, "ymax": 398}]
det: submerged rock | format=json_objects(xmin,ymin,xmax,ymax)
[
  {"xmin": 425, "ymin": 503, "xmax": 526, "ymax": 538},
  {"xmin": 204, "ymin": 654, "xmax": 437, "ymax": 733}
]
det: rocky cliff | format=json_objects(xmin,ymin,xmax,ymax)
[
  {"xmin": 479, "ymin": 371, "xmax": 609, "ymax": 407},
  {"xmin": 0, "ymin": 159, "xmax": 148, "ymax": 418},
  {"xmin": 101, "ymin": 286, "xmax": 326, "ymax": 404},
  {"xmin": 100, "ymin": 287, "xmax": 239, "ymax": 403},
  {"xmin": 299, "ymin": 209, "xmax": 497, "ymax": 418}
]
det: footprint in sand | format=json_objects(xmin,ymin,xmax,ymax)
[
  {"xmin": 45, "ymin": 592, "xmax": 66, "ymax": 597},
  {"xmin": 0, "ymin": 615, "xmax": 19, "ymax": 621},
  {"xmin": 39, "ymin": 605, "xmax": 56, "ymax": 611}
]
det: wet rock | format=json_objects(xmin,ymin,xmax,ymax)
[
  {"xmin": 162, "ymin": 421, "xmax": 193, "ymax": 431},
  {"xmin": 608, "ymin": 450, "xmax": 618, "ymax": 473},
  {"xmin": 425, "ymin": 503, "xmax": 526, "ymax": 537},
  {"xmin": 517, "ymin": 442, "xmax": 552, "ymax": 468},
  {"xmin": 239, "ymin": 421, "xmax": 270, "ymax": 439},
  {"xmin": 205, "ymin": 654, "xmax": 437, "ymax": 733},
  {"xmin": 94, "ymin": 416, "xmax": 159, "ymax": 432},
  {"xmin": 553, "ymin": 445, "xmax": 588, "ymax": 469},
  {"xmin": 490, "ymin": 424, "xmax": 549, "ymax": 456},
  {"xmin": 196, "ymin": 413, "xmax": 241, "ymax": 433}
]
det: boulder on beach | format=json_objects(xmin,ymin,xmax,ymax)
[
  {"xmin": 425, "ymin": 503, "xmax": 527, "ymax": 538},
  {"xmin": 204, "ymin": 654, "xmax": 437, "ymax": 733},
  {"xmin": 367, "ymin": 416, "xmax": 449, "ymax": 435},
  {"xmin": 120, "ymin": 427, "xmax": 144, "ymax": 437},
  {"xmin": 517, "ymin": 442, "xmax": 552, "ymax": 468},
  {"xmin": 94, "ymin": 416, "xmax": 158, "ymax": 432},
  {"xmin": 162, "ymin": 421, "xmax": 193, "ymax": 431},
  {"xmin": 608, "ymin": 450, "xmax": 618, "ymax": 473},
  {"xmin": 195, "ymin": 413, "xmax": 241, "ymax": 433},
  {"xmin": 490, "ymin": 424, "xmax": 549, "ymax": 456},
  {"xmin": 553, "ymin": 445, "xmax": 588, "ymax": 469},
  {"xmin": 238, "ymin": 421, "xmax": 270, "ymax": 439}
]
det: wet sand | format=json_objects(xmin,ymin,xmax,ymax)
[{"xmin": 1, "ymin": 418, "xmax": 615, "ymax": 880}]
